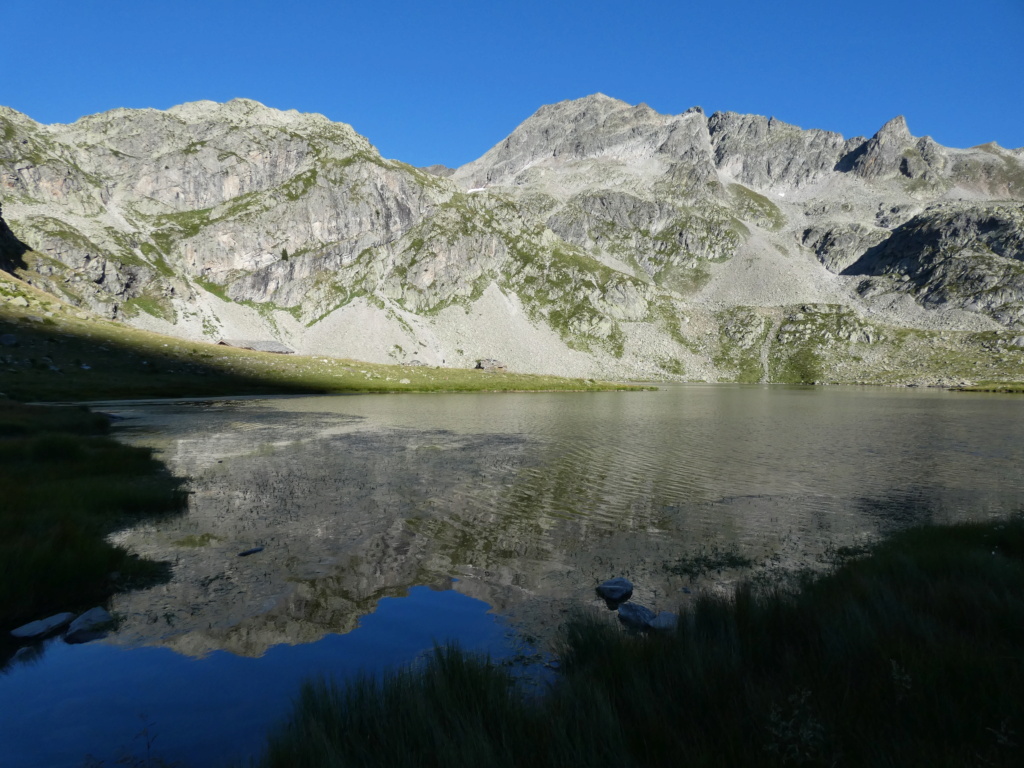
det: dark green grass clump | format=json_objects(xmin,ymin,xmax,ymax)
[
  {"xmin": 0, "ymin": 401, "xmax": 186, "ymax": 638},
  {"xmin": 259, "ymin": 517, "xmax": 1024, "ymax": 767},
  {"xmin": 957, "ymin": 382, "xmax": 1024, "ymax": 393}
]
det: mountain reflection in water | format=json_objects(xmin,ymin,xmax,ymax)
[{"xmin": 98, "ymin": 384, "xmax": 1024, "ymax": 658}]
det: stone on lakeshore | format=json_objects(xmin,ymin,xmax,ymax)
[
  {"xmin": 618, "ymin": 602, "xmax": 656, "ymax": 630},
  {"xmin": 475, "ymin": 359, "xmax": 507, "ymax": 372},
  {"xmin": 65, "ymin": 607, "xmax": 114, "ymax": 644},
  {"xmin": 10, "ymin": 612, "xmax": 75, "ymax": 640},
  {"xmin": 650, "ymin": 612, "xmax": 679, "ymax": 632},
  {"xmin": 596, "ymin": 577, "xmax": 634, "ymax": 605}
]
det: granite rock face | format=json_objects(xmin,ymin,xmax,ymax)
[
  {"xmin": 2, "ymin": 96, "xmax": 1023, "ymax": 383},
  {"xmin": 845, "ymin": 204, "xmax": 1024, "ymax": 326},
  {"xmin": 708, "ymin": 111, "xmax": 857, "ymax": 190}
]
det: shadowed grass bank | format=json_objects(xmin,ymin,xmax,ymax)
[
  {"xmin": 0, "ymin": 312, "xmax": 643, "ymax": 401},
  {"xmin": 956, "ymin": 382, "xmax": 1024, "ymax": 393},
  {"xmin": 258, "ymin": 516, "xmax": 1024, "ymax": 768},
  {"xmin": 0, "ymin": 401, "xmax": 187, "ymax": 650},
  {"xmin": 0, "ymin": 273, "xmax": 646, "ymax": 402}
]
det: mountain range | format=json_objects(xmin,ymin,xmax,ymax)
[{"xmin": 2, "ymin": 94, "xmax": 1023, "ymax": 384}]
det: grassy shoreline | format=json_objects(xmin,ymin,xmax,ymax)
[
  {"xmin": 955, "ymin": 382, "xmax": 1024, "ymax": 393},
  {"xmin": 0, "ymin": 310, "xmax": 647, "ymax": 401},
  {"xmin": 257, "ymin": 515, "xmax": 1024, "ymax": 768},
  {"xmin": 1, "ymin": 273, "xmax": 648, "ymax": 402}
]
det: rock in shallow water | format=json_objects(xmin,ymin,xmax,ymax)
[{"xmin": 10, "ymin": 612, "xmax": 75, "ymax": 640}]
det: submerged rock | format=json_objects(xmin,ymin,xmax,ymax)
[
  {"xmin": 10, "ymin": 612, "xmax": 75, "ymax": 640},
  {"xmin": 65, "ymin": 607, "xmax": 114, "ymax": 644},
  {"xmin": 596, "ymin": 577, "xmax": 634, "ymax": 606}
]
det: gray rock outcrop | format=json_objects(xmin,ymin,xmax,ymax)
[
  {"xmin": 844, "ymin": 203, "xmax": 1024, "ymax": 326},
  {"xmin": 709, "ymin": 112, "xmax": 855, "ymax": 189},
  {"xmin": 617, "ymin": 602, "xmax": 657, "ymax": 630},
  {"xmin": 2, "ymin": 95, "xmax": 1023, "ymax": 384}
]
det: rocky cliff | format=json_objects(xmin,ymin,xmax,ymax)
[{"xmin": 2, "ymin": 95, "xmax": 1023, "ymax": 384}]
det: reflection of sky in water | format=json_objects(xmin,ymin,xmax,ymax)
[
  {"xmin": 1, "ymin": 586, "xmax": 525, "ymax": 768},
  {"xmin": 4, "ymin": 385, "xmax": 1024, "ymax": 766}
]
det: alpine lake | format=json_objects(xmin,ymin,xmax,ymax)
[{"xmin": 3, "ymin": 383, "xmax": 1024, "ymax": 767}]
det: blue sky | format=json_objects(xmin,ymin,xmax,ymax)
[{"xmin": 5, "ymin": 0, "xmax": 1023, "ymax": 167}]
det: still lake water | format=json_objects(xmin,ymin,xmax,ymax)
[{"xmin": 3, "ymin": 384, "xmax": 1024, "ymax": 766}]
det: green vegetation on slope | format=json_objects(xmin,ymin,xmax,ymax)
[
  {"xmin": 728, "ymin": 183, "xmax": 786, "ymax": 231},
  {"xmin": 0, "ymin": 401, "xmax": 186, "ymax": 644},
  {"xmin": 0, "ymin": 272, "xmax": 642, "ymax": 402},
  {"xmin": 258, "ymin": 515, "xmax": 1024, "ymax": 768}
]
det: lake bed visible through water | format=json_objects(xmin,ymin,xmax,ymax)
[{"xmin": 3, "ymin": 384, "xmax": 1023, "ymax": 767}]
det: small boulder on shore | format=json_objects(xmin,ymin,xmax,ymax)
[
  {"xmin": 649, "ymin": 612, "xmax": 679, "ymax": 631},
  {"xmin": 618, "ymin": 602, "xmax": 657, "ymax": 630},
  {"xmin": 596, "ymin": 577, "xmax": 633, "ymax": 606}
]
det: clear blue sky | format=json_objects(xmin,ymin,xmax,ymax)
[{"xmin": 5, "ymin": 0, "xmax": 1023, "ymax": 167}]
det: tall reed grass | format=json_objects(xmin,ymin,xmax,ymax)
[{"xmin": 258, "ymin": 516, "xmax": 1024, "ymax": 767}]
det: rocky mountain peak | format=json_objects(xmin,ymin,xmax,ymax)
[
  {"xmin": 850, "ymin": 115, "xmax": 921, "ymax": 180},
  {"xmin": 3, "ymin": 95, "xmax": 1024, "ymax": 387},
  {"xmin": 876, "ymin": 115, "xmax": 912, "ymax": 143},
  {"xmin": 165, "ymin": 98, "xmax": 332, "ymax": 129},
  {"xmin": 452, "ymin": 94, "xmax": 713, "ymax": 190}
]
